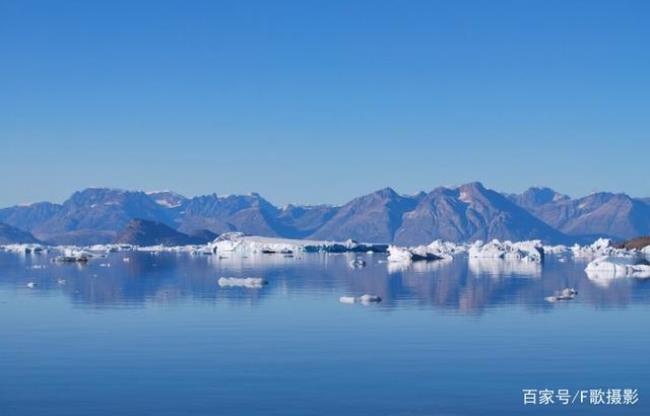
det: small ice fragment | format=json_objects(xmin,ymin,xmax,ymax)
[
  {"xmin": 358, "ymin": 294, "xmax": 382, "ymax": 304},
  {"xmin": 349, "ymin": 258, "xmax": 366, "ymax": 268},
  {"xmin": 339, "ymin": 296, "xmax": 357, "ymax": 304},
  {"xmin": 545, "ymin": 288, "xmax": 577, "ymax": 302},
  {"xmin": 26, "ymin": 282, "xmax": 37, "ymax": 289},
  {"xmin": 57, "ymin": 278, "xmax": 66, "ymax": 285},
  {"xmin": 218, "ymin": 277, "xmax": 267, "ymax": 288}
]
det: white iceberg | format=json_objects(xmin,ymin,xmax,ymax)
[
  {"xmin": 387, "ymin": 244, "xmax": 454, "ymax": 263},
  {"xmin": 349, "ymin": 258, "xmax": 367, "ymax": 268},
  {"xmin": 52, "ymin": 248, "xmax": 95, "ymax": 263},
  {"xmin": 543, "ymin": 244, "xmax": 570, "ymax": 255},
  {"xmin": 339, "ymin": 296, "xmax": 357, "ymax": 304},
  {"xmin": 209, "ymin": 232, "xmax": 386, "ymax": 256},
  {"xmin": 468, "ymin": 240, "xmax": 543, "ymax": 263},
  {"xmin": 339, "ymin": 294, "xmax": 382, "ymax": 304},
  {"xmin": 217, "ymin": 277, "xmax": 267, "ymax": 288},
  {"xmin": 585, "ymin": 256, "xmax": 650, "ymax": 279},
  {"xmin": 1, "ymin": 243, "xmax": 47, "ymax": 254},
  {"xmin": 545, "ymin": 288, "xmax": 578, "ymax": 303},
  {"xmin": 571, "ymin": 238, "xmax": 630, "ymax": 259}
]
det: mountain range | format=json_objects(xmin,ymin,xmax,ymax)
[{"xmin": 0, "ymin": 183, "xmax": 648, "ymax": 245}]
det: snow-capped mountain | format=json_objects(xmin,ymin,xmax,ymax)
[
  {"xmin": 146, "ymin": 191, "xmax": 188, "ymax": 209},
  {"xmin": 0, "ymin": 184, "xmax": 648, "ymax": 245},
  {"xmin": 12, "ymin": 188, "xmax": 175, "ymax": 244}
]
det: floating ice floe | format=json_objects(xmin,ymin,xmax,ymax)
[
  {"xmin": 53, "ymin": 248, "xmax": 93, "ymax": 263},
  {"xmin": 545, "ymin": 288, "xmax": 578, "ymax": 303},
  {"xmin": 87, "ymin": 244, "xmax": 131, "ymax": 254},
  {"xmin": 339, "ymin": 294, "xmax": 382, "ymax": 304},
  {"xmin": 468, "ymin": 240, "xmax": 543, "ymax": 263},
  {"xmin": 1, "ymin": 244, "xmax": 47, "ymax": 254},
  {"xmin": 543, "ymin": 244, "xmax": 570, "ymax": 255},
  {"xmin": 585, "ymin": 256, "xmax": 650, "ymax": 280},
  {"xmin": 209, "ymin": 232, "xmax": 387, "ymax": 256},
  {"xmin": 56, "ymin": 278, "xmax": 66, "ymax": 285},
  {"xmin": 217, "ymin": 277, "xmax": 267, "ymax": 288},
  {"xmin": 349, "ymin": 258, "xmax": 367, "ymax": 268},
  {"xmin": 26, "ymin": 282, "xmax": 37, "ymax": 289},
  {"xmin": 571, "ymin": 238, "xmax": 629, "ymax": 259},
  {"xmin": 387, "ymin": 245, "xmax": 453, "ymax": 263}
]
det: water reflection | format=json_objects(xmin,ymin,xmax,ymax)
[{"xmin": 1, "ymin": 251, "xmax": 649, "ymax": 313}]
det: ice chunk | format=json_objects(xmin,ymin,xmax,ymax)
[
  {"xmin": 468, "ymin": 240, "xmax": 543, "ymax": 263},
  {"xmin": 349, "ymin": 258, "xmax": 367, "ymax": 268},
  {"xmin": 217, "ymin": 277, "xmax": 267, "ymax": 288},
  {"xmin": 53, "ymin": 248, "xmax": 92, "ymax": 263},
  {"xmin": 209, "ymin": 232, "xmax": 387, "ymax": 256},
  {"xmin": 26, "ymin": 282, "xmax": 37, "ymax": 289},
  {"xmin": 585, "ymin": 256, "xmax": 650, "ymax": 279},
  {"xmin": 387, "ymin": 245, "xmax": 451, "ymax": 263},
  {"xmin": 545, "ymin": 288, "xmax": 578, "ymax": 302},
  {"xmin": 571, "ymin": 238, "xmax": 630, "ymax": 259},
  {"xmin": 1, "ymin": 244, "xmax": 47, "ymax": 254},
  {"xmin": 358, "ymin": 294, "xmax": 382, "ymax": 304},
  {"xmin": 339, "ymin": 294, "xmax": 382, "ymax": 304},
  {"xmin": 543, "ymin": 244, "xmax": 570, "ymax": 255}
]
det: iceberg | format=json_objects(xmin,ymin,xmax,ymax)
[
  {"xmin": 1, "ymin": 243, "xmax": 47, "ymax": 254},
  {"xmin": 468, "ymin": 240, "xmax": 543, "ymax": 263},
  {"xmin": 348, "ymin": 258, "xmax": 367, "ymax": 268},
  {"xmin": 217, "ymin": 277, "xmax": 267, "ymax": 288},
  {"xmin": 585, "ymin": 256, "xmax": 650, "ymax": 279},
  {"xmin": 209, "ymin": 232, "xmax": 387, "ymax": 256},
  {"xmin": 543, "ymin": 244, "xmax": 570, "ymax": 255},
  {"xmin": 545, "ymin": 288, "xmax": 578, "ymax": 303},
  {"xmin": 571, "ymin": 238, "xmax": 629, "ymax": 259},
  {"xmin": 339, "ymin": 294, "xmax": 382, "ymax": 304},
  {"xmin": 53, "ymin": 248, "xmax": 94, "ymax": 263},
  {"xmin": 387, "ymin": 243, "xmax": 455, "ymax": 263}
]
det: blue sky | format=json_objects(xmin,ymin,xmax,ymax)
[{"xmin": 1, "ymin": 0, "xmax": 649, "ymax": 206}]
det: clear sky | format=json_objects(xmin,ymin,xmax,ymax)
[{"xmin": 1, "ymin": 0, "xmax": 649, "ymax": 207}]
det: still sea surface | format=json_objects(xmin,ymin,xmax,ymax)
[{"xmin": 1, "ymin": 250, "xmax": 649, "ymax": 416}]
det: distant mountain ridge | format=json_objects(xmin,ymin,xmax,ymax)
[
  {"xmin": 0, "ymin": 223, "xmax": 41, "ymax": 244},
  {"xmin": 114, "ymin": 219, "xmax": 213, "ymax": 246},
  {"xmin": 1, "ymin": 184, "xmax": 648, "ymax": 245}
]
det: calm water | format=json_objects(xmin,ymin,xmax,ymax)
[{"xmin": 1, "ymin": 250, "xmax": 649, "ymax": 416}]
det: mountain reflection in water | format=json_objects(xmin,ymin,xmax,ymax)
[{"xmin": 2, "ymin": 251, "xmax": 649, "ymax": 313}]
